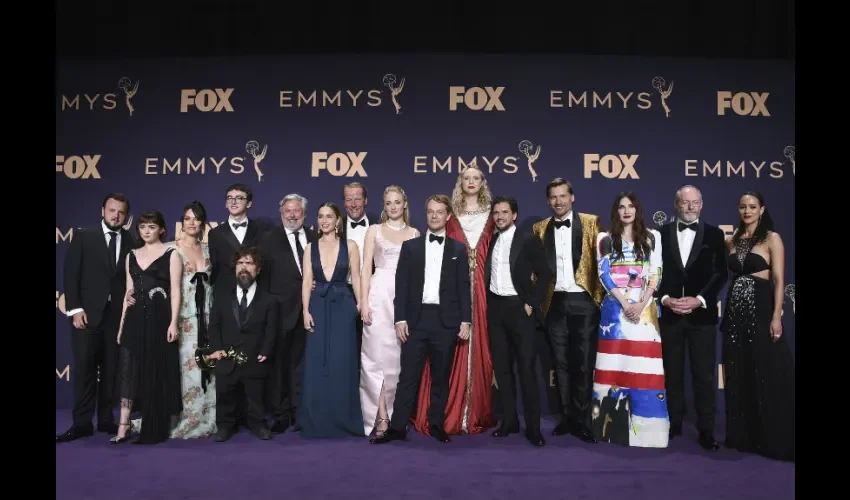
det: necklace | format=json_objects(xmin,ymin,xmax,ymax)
[{"xmin": 385, "ymin": 221, "xmax": 407, "ymax": 231}]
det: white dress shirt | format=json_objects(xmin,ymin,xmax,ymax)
[
  {"xmin": 662, "ymin": 218, "xmax": 706, "ymax": 309},
  {"xmin": 237, "ymin": 281, "xmax": 257, "ymax": 306},
  {"xmin": 422, "ymin": 230, "xmax": 446, "ymax": 304},
  {"xmin": 346, "ymin": 215, "xmax": 368, "ymax": 284},
  {"xmin": 489, "ymin": 224, "xmax": 518, "ymax": 296},
  {"xmin": 65, "ymin": 220, "xmax": 122, "ymax": 317},
  {"xmin": 287, "ymin": 227, "xmax": 308, "ymax": 274},
  {"xmin": 553, "ymin": 211, "xmax": 583, "ymax": 293},
  {"xmin": 229, "ymin": 216, "xmax": 249, "ymax": 244}
]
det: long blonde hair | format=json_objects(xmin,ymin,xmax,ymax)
[
  {"xmin": 379, "ymin": 185, "xmax": 411, "ymax": 226},
  {"xmin": 451, "ymin": 159, "xmax": 492, "ymax": 214}
]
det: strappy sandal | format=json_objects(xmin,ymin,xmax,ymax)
[
  {"xmin": 110, "ymin": 423, "xmax": 133, "ymax": 444},
  {"xmin": 375, "ymin": 418, "xmax": 390, "ymax": 437}
]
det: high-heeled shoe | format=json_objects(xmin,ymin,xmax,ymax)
[
  {"xmin": 375, "ymin": 418, "xmax": 390, "ymax": 438},
  {"xmin": 110, "ymin": 423, "xmax": 133, "ymax": 444}
]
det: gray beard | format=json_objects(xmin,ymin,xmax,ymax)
[{"xmin": 236, "ymin": 273, "xmax": 255, "ymax": 289}]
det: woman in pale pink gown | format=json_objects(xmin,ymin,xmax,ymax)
[{"xmin": 359, "ymin": 186, "xmax": 420, "ymax": 437}]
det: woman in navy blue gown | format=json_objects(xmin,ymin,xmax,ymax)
[{"xmin": 298, "ymin": 202, "xmax": 365, "ymax": 438}]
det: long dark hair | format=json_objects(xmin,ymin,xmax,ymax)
[
  {"xmin": 609, "ymin": 192, "xmax": 652, "ymax": 262},
  {"xmin": 317, "ymin": 202, "xmax": 344, "ymax": 239},
  {"xmin": 732, "ymin": 191, "xmax": 774, "ymax": 246}
]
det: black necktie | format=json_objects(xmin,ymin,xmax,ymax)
[
  {"xmin": 107, "ymin": 231, "xmax": 118, "ymax": 272},
  {"xmin": 429, "ymin": 234, "xmax": 444, "ymax": 244},
  {"xmin": 232, "ymin": 221, "xmax": 247, "ymax": 230},
  {"xmin": 553, "ymin": 219, "xmax": 571, "ymax": 229},
  {"xmin": 239, "ymin": 287, "xmax": 249, "ymax": 323},
  {"xmin": 350, "ymin": 219, "xmax": 366, "ymax": 228},
  {"xmin": 678, "ymin": 222, "xmax": 697, "ymax": 232},
  {"xmin": 293, "ymin": 231, "xmax": 304, "ymax": 265}
]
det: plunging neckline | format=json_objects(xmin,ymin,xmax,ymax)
[
  {"xmin": 318, "ymin": 239, "xmax": 340, "ymax": 282},
  {"xmin": 134, "ymin": 248, "xmax": 170, "ymax": 272}
]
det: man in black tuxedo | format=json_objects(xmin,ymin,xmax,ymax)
[
  {"xmin": 485, "ymin": 196, "xmax": 552, "ymax": 447},
  {"xmin": 371, "ymin": 194, "xmax": 471, "ymax": 445},
  {"xmin": 208, "ymin": 184, "xmax": 269, "ymax": 297},
  {"xmin": 341, "ymin": 182, "xmax": 379, "ymax": 361},
  {"xmin": 257, "ymin": 193, "xmax": 317, "ymax": 433},
  {"xmin": 57, "ymin": 193, "xmax": 134, "ymax": 442},
  {"xmin": 658, "ymin": 185, "xmax": 728, "ymax": 451},
  {"xmin": 208, "ymin": 246, "xmax": 279, "ymax": 442}
]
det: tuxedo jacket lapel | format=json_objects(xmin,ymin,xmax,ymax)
[
  {"xmin": 223, "ymin": 223, "xmax": 241, "ymax": 252},
  {"xmin": 244, "ymin": 218, "xmax": 260, "ymax": 245},
  {"xmin": 543, "ymin": 219, "xmax": 556, "ymax": 276},
  {"xmin": 669, "ymin": 222, "xmax": 684, "ymax": 272},
  {"xmin": 231, "ymin": 295, "xmax": 242, "ymax": 327},
  {"xmin": 439, "ymin": 237, "xmax": 453, "ymax": 293},
  {"xmin": 685, "ymin": 221, "xmax": 705, "ymax": 270}
]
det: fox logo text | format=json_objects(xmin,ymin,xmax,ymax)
[
  {"xmin": 717, "ymin": 92, "xmax": 770, "ymax": 116},
  {"xmin": 56, "ymin": 155, "xmax": 102, "ymax": 179},
  {"xmin": 180, "ymin": 89, "xmax": 235, "ymax": 113},
  {"xmin": 311, "ymin": 152, "xmax": 368, "ymax": 177},
  {"xmin": 583, "ymin": 154, "xmax": 639, "ymax": 179},
  {"xmin": 449, "ymin": 86, "xmax": 506, "ymax": 111}
]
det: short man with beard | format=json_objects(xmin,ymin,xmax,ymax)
[
  {"xmin": 208, "ymin": 246, "xmax": 279, "ymax": 442},
  {"xmin": 657, "ymin": 185, "xmax": 727, "ymax": 450},
  {"xmin": 57, "ymin": 193, "xmax": 134, "ymax": 442}
]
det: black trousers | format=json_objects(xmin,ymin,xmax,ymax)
[
  {"xmin": 488, "ymin": 293, "xmax": 541, "ymax": 431},
  {"xmin": 390, "ymin": 305, "xmax": 458, "ymax": 431},
  {"xmin": 545, "ymin": 291, "xmax": 599, "ymax": 432},
  {"xmin": 659, "ymin": 317, "xmax": 717, "ymax": 433},
  {"xmin": 266, "ymin": 312, "xmax": 307, "ymax": 424},
  {"xmin": 70, "ymin": 301, "xmax": 120, "ymax": 428},
  {"xmin": 217, "ymin": 368, "xmax": 267, "ymax": 431}
]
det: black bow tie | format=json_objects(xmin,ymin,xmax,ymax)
[
  {"xmin": 350, "ymin": 219, "xmax": 366, "ymax": 228},
  {"xmin": 553, "ymin": 219, "xmax": 571, "ymax": 229},
  {"xmin": 678, "ymin": 222, "xmax": 697, "ymax": 232},
  {"xmin": 429, "ymin": 234, "xmax": 444, "ymax": 244},
  {"xmin": 232, "ymin": 221, "xmax": 247, "ymax": 229}
]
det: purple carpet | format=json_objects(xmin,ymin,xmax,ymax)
[{"xmin": 56, "ymin": 410, "xmax": 794, "ymax": 500}]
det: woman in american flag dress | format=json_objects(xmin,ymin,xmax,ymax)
[{"xmin": 591, "ymin": 192, "xmax": 669, "ymax": 448}]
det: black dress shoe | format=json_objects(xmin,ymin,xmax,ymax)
[
  {"xmin": 429, "ymin": 425, "xmax": 451, "ymax": 443},
  {"xmin": 269, "ymin": 421, "xmax": 289, "ymax": 434},
  {"xmin": 525, "ymin": 429, "xmax": 546, "ymax": 447},
  {"xmin": 370, "ymin": 427, "xmax": 406, "ymax": 444},
  {"xmin": 251, "ymin": 426, "xmax": 272, "ymax": 440},
  {"xmin": 552, "ymin": 422, "xmax": 572, "ymax": 436},
  {"xmin": 669, "ymin": 423, "xmax": 683, "ymax": 439},
  {"xmin": 56, "ymin": 425, "xmax": 94, "ymax": 443},
  {"xmin": 214, "ymin": 427, "xmax": 235, "ymax": 442},
  {"xmin": 491, "ymin": 423, "xmax": 520, "ymax": 437},
  {"xmin": 98, "ymin": 423, "xmax": 119, "ymax": 435},
  {"xmin": 573, "ymin": 428, "xmax": 597, "ymax": 444},
  {"xmin": 698, "ymin": 432, "xmax": 719, "ymax": 451}
]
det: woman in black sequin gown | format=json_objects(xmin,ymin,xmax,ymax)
[
  {"xmin": 111, "ymin": 211, "xmax": 183, "ymax": 444},
  {"xmin": 722, "ymin": 192, "xmax": 794, "ymax": 462}
]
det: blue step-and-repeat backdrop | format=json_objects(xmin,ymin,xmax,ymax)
[{"xmin": 56, "ymin": 54, "xmax": 795, "ymax": 414}]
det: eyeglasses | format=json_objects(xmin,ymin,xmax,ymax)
[{"xmin": 226, "ymin": 196, "xmax": 247, "ymax": 203}]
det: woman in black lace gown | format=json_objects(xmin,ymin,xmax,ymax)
[
  {"xmin": 722, "ymin": 192, "xmax": 794, "ymax": 462},
  {"xmin": 111, "ymin": 211, "xmax": 183, "ymax": 444}
]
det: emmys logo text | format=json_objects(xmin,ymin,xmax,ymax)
[
  {"xmin": 56, "ymin": 155, "xmax": 102, "ymax": 180},
  {"xmin": 449, "ymin": 86, "xmax": 506, "ymax": 111},
  {"xmin": 584, "ymin": 154, "xmax": 640, "ymax": 179},
  {"xmin": 414, "ymin": 155, "xmax": 519, "ymax": 176},
  {"xmin": 57, "ymin": 365, "xmax": 70, "ymax": 382},
  {"xmin": 59, "ymin": 77, "xmax": 138, "ymax": 116},
  {"xmin": 311, "ymin": 152, "xmax": 368, "ymax": 177},
  {"xmin": 280, "ymin": 73, "xmax": 406, "ymax": 114},
  {"xmin": 550, "ymin": 77, "xmax": 674, "ymax": 118},
  {"xmin": 143, "ymin": 142, "xmax": 265, "ymax": 178},
  {"xmin": 56, "ymin": 227, "xmax": 75, "ymax": 244},
  {"xmin": 180, "ymin": 88, "xmax": 235, "ymax": 113},
  {"xmin": 717, "ymin": 91, "xmax": 770, "ymax": 116},
  {"xmin": 56, "ymin": 291, "xmax": 66, "ymax": 314},
  {"xmin": 685, "ymin": 160, "xmax": 785, "ymax": 179}
]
